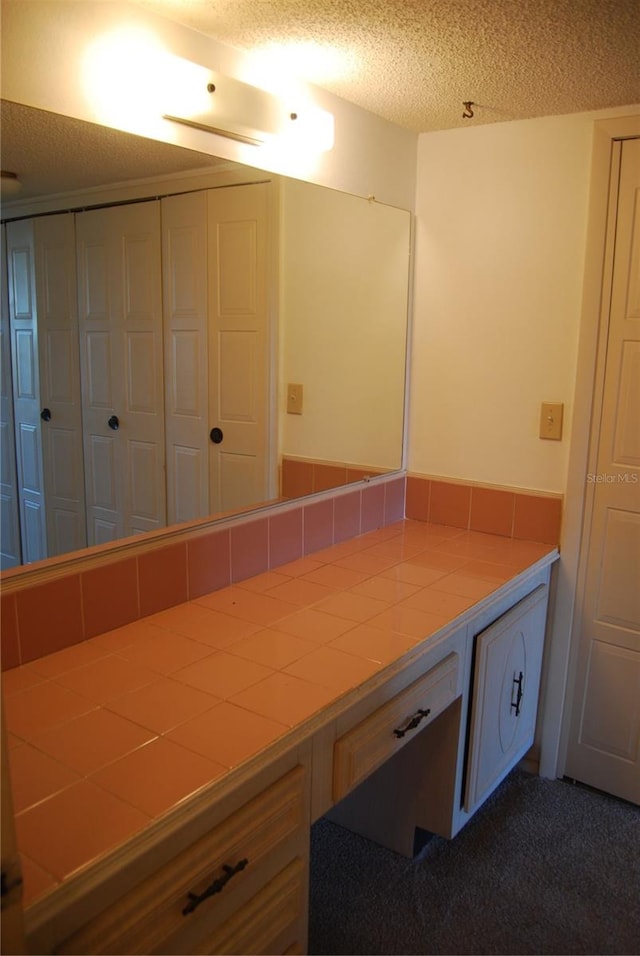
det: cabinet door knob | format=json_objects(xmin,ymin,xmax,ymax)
[
  {"xmin": 182, "ymin": 857, "xmax": 248, "ymax": 916},
  {"xmin": 511, "ymin": 671, "xmax": 524, "ymax": 717}
]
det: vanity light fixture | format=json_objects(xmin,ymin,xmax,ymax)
[
  {"xmin": 1, "ymin": 170, "xmax": 22, "ymax": 198},
  {"xmin": 163, "ymin": 70, "xmax": 292, "ymax": 146}
]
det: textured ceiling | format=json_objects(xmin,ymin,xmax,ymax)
[{"xmin": 132, "ymin": 0, "xmax": 640, "ymax": 132}]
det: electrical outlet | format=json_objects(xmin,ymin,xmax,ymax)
[
  {"xmin": 539, "ymin": 402, "xmax": 563, "ymax": 440},
  {"xmin": 287, "ymin": 383, "xmax": 303, "ymax": 415}
]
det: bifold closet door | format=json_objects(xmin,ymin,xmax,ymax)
[
  {"xmin": 76, "ymin": 201, "xmax": 166, "ymax": 545},
  {"xmin": 1, "ymin": 226, "xmax": 21, "ymax": 568}
]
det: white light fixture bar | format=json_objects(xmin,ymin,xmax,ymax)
[{"xmin": 163, "ymin": 70, "xmax": 289, "ymax": 146}]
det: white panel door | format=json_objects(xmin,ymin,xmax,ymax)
[
  {"xmin": 35, "ymin": 214, "xmax": 87, "ymax": 557},
  {"xmin": 5, "ymin": 219, "xmax": 47, "ymax": 563},
  {"xmin": 161, "ymin": 190, "xmax": 209, "ymax": 525},
  {"xmin": 208, "ymin": 183, "xmax": 273, "ymax": 513},
  {"xmin": 77, "ymin": 201, "xmax": 166, "ymax": 544},
  {"xmin": 564, "ymin": 138, "xmax": 640, "ymax": 804},
  {"xmin": 0, "ymin": 227, "xmax": 21, "ymax": 568}
]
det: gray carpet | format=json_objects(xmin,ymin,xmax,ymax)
[{"xmin": 309, "ymin": 769, "xmax": 640, "ymax": 955}]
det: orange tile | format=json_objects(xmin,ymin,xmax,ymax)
[
  {"xmin": 349, "ymin": 575, "xmax": 422, "ymax": 604},
  {"xmin": 361, "ymin": 482, "xmax": 385, "ymax": 533},
  {"xmin": 429, "ymin": 480, "xmax": 471, "ymax": 529},
  {"xmin": 230, "ymin": 517, "xmax": 269, "ymax": 583},
  {"xmin": 264, "ymin": 577, "xmax": 336, "ymax": 607},
  {"xmin": 20, "ymin": 853, "xmax": 57, "ymax": 907},
  {"xmin": 2, "ymin": 665, "xmax": 46, "ymax": 696},
  {"xmin": 105, "ymin": 677, "xmax": 219, "ymax": 733},
  {"xmin": 300, "ymin": 563, "xmax": 370, "ymax": 589},
  {"xmin": 367, "ymin": 537, "xmax": 426, "ymax": 561},
  {"xmin": 275, "ymin": 608, "xmax": 356, "ymax": 644},
  {"xmin": 230, "ymin": 672, "xmax": 339, "ymax": 726},
  {"xmin": 54, "ymin": 655, "xmax": 157, "ymax": 704},
  {"xmin": 281, "ymin": 458, "xmax": 313, "ymax": 499},
  {"xmin": 237, "ymin": 571, "xmax": 292, "ymax": 593},
  {"xmin": 15, "ymin": 780, "xmax": 149, "ymax": 881},
  {"xmin": 149, "ymin": 601, "xmax": 223, "ymax": 633},
  {"xmin": 116, "ymin": 629, "xmax": 213, "ymax": 675},
  {"xmin": 482, "ymin": 537, "xmax": 555, "ymax": 569},
  {"xmin": 334, "ymin": 489, "xmax": 362, "ymax": 544},
  {"xmin": 406, "ymin": 550, "xmax": 468, "ymax": 573},
  {"xmin": 379, "ymin": 562, "xmax": 451, "ymax": 587},
  {"xmin": 28, "ymin": 641, "xmax": 109, "ymax": 679},
  {"xmin": 89, "ymin": 620, "xmax": 158, "ymax": 653},
  {"xmin": 269, "ymin": 507, "xmax": 304, "ymax": 568},
  {"xmin": 303, "ymin": 499, "xmax": 334, "ymax": 554},
  {"xmin": 91, "ymin": 738, "xmax": 225, "ymax": 818},
  {"xmin": 81, "ymin": 558, "xmax": 139, "ymax": 639},
  {"xmin": 138, "ymin": 543, "xmax": 188, "ymax": 617},
  {"xmin": 8, "ymin": 743, "xmax": 80, "ymax": 813},
  {"xmin": 1, "ymin": 591, "xmax": 20, "ymax": 670},
  {"xmin": 329, "ymin": 624, "xmax": 415, "ymax": 664},
  {"xmin": 275, "ymin": 555, "xmax": 324, "ymax": 578},
  {"xmin": 29, "ymin": 707, "xmax": 155, "ymax": 775},
  {"xmin": 196, "ymin": 589, "xmax": 297, "ymax": 627},
  {"xmin": 367, "ymin": 605, "xmax": 450, "ymax": 640},
  {"xmin": 334, "ymin": 550, "xmax": 398, "ymax": 575},
  {"xmin": 469, "ymin": 486, "xmax": 515, "ymax": 537},
  {"xmin": 284, "ymin": 646, "xmax": 381, "ymax": 692},
  {"xmin": 433, "ymin": 531, "xmax": 501, "ymax": 560},
  {"xmin": 313, "ymin": 463, "xmax": 347, "ymax": 493},
  {"xmin": 513, "ymin": 494, "xmax": 562, "ymax": 544},
  {"xmin": 401, "ymin": 588, "xmax": 475, "ymax": 618},
  {"xmin": 406, "ymin": 476, "xmax": 430, "ymax": 522},
  {"xmin": 174, "ymin": 651, "xmax": 274, "ymax": 698},
  {"xmin": 16, "ymin": 575, "xmax": 84, "ymax": 663},
  {"xmin": 384, "ymin": 477, "xmax": 406, "ymax": 525},
  {"xmin": 167, "ymin": 701, "xmax": 287, "ymax": 767},
  {"xmin": 228, "ymin": 628, "xmax": 316, "ymax": 669},
  {"xmin": 4, "ymin": 681, "xmax": 96, "ymax": 741},
  {"xmin": 313, "ymin": 591, "xmax": 390, "ymax": 623},
  {"xmin": 430, "ymin": 572, "xmax": 499, "ymax": 600},
  {"xmin": 167, "ymin": 606, "xmax": 262, "ymax": 648},
  {"xmin": 458, "ymin": 560, "xmax": 516, "ymax": 583},
  {"xmin": 187, "ymin": 528, "xmax": 231, "ymax": 600}
]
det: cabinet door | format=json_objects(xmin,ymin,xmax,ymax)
[{"xmin": 464, "ymin": 585, "xmax": 548, "ymax": 814}]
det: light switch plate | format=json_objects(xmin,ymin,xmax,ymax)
[
  {"xmin": 287, "ymin": 383, "xmax": 303, "ymax": 415},
  {"xmin": 539, "ymin": 402, "xmax": 563, "ymax": 440}
]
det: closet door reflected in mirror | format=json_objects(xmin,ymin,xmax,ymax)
[{"xmin": 77, "ymin": 201, "xmax": 165, "ymax": 545}]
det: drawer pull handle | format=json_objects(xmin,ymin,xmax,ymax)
[
  {"xmin": 182, "ymin": 857, "xmax": 248, "ymax": 916},
  {"xmin": 511, "ymin": 671, "xmax": 524, "ymax": 717},
  {"xmin": 393, "ymin": 707, "xmax": 431, "ymax": 739}
]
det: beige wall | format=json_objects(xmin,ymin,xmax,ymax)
[{"xmin": 407, "ymin": 105, "xmax": 639, "ymax": 494}]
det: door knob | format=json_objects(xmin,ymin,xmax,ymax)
[
  {"xmin": 210, "ymin": 427, "xmax": 223, "ymax": 444},
  {"xmin": 40, "ymin": 407, "xmax": 52, "ymax": 422},
  {"xmin": 108, "ymin": 415, "xmax": 120, "ymax": 431}
]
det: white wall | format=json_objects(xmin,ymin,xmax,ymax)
[
  {"xmin": 278, "ymin": 179, "xmax": 410, "ymax": 470},
  {"xmin": 408, "ymin": 105, "xmax": 639, "ymax": 494},
  {"xmin": 0, "ymin": 0, "xmax": 417, "ymax": 210}
]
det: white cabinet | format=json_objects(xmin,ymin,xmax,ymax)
[{"xmin": 464, "ymin": 584, "xmax": 548, "ymax": 815}]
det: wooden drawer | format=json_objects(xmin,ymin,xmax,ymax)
[
  {"xmin": 333, "ymin": 652, "xmax": 459, "ymax": 802},
  {"xmin": 185, "ymin": 857, "xmax": 306, "ymax": 956},
  {"xmin": 56, "ymin": 766, "xmax": 306, "ymax": 955}
]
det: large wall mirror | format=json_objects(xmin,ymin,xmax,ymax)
[{"xmin": 0, "ymin": 101, "xmax": 411, "ymax": 571}]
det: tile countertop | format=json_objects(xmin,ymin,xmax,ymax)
[{"xmin": 3, "ymin": 520, "xmax": 557, "ymax": 909}]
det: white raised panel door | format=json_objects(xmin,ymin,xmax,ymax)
[
  {"xmin": 208, "ymin": 183, "xmax": 272, "ymax": 513},
  {"xmin": 162, "ymin": 190, "xmax": 209, "ymax": 524},
  {"xmin": 5, "ymin": 219, "xmax": 47, "ymax": 562},
  {"xmin": 35, "ymin": 214, "xmax": 87, "ymax": 557},
  {"xmin": 465, "ymin": 586, "xmax": 548, "ymax": 814},
  {"xmin": 0, "ymin": 227, "xmax": 21, "ymax": 568},
  {"xmin": 77, "ymin": 201, "xmax": 166, "ymax": 544},
  {"xmin": 564, "ymin": 138, "xmax": 640, "ymax": 804}
]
